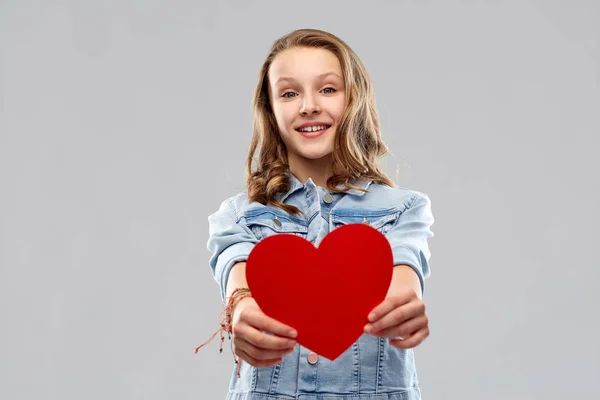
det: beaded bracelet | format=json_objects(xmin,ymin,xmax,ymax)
[{"xmin": 195, "ymin": 288, "xmax": 253, "ymax": 377}]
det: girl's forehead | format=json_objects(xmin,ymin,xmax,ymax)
[{"xmin": 269, "ymin": 47, "xmax": 342, "ymax": 83}]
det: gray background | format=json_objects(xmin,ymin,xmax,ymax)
[{"xmin": 1, "ymin": 1, "xmax": 598, "ymax": 399}]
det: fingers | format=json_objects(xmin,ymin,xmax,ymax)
[
  {"xmin": 367, "ymin": 314, "xmax": 428, "ymax": 339},
  {"xmin": 246, "ymin": 307, "xmax": 298, "ymax": 339},
  {"xmin": 234, "ymin": 347, "xmax": 285, "ymax": 368},
  {"xmin": 389, "ymin": 326, "xmax": 430, "ymax": 349},
  {"xmin": 365, "ymin": 299, "xmax": 424, "ymax": 334},
  {"xmin": 234, "ymin": 321, "xmax": 297, "ymax": 350},
  {"xmin": 238, "ymin": 305, "xmax": 298, "ymax": 349},
  {"xmin": 232, "ymin": 298, "xmax": 297, "ymax": 340},
  {"xmin": 231, "ymin": 304, "xmax": 298, "ymax": 368},
  {"xmin": 234, "ymin": 335, "xmax": 295, "ymax": 361},
  {"xmin": 367, "ymin": 292, "xmax": 414, "ymax": 323}
]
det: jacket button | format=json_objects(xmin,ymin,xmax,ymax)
[
  {"xmin": 273, "ymin": 217, "xmax": 282, "ymax": 227},
  {"xmin": 307, "ymin": 352, "xmax": 318, "ymax": 365},
  {"xmin": 323, "ymin": 193, "xmax": 333, "ymax": 204},
  {"xmin": 362, "ymin": 217, "xmax": 370, "ymax": 225}
]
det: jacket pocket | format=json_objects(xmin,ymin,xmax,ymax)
[
  {"xmin": 330, "ymin": 211, "xmax": 399, "ymax": 235},
  {"xmin": 243, "ymin": 209, "xmax": 308, "ymax": 241}
]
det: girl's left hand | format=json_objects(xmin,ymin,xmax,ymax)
[{"xmin": 363, "ymin": 285, "xmax": 429, "ymax": 349}]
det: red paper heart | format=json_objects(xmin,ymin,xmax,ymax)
[{"xmin": 246, "ymin": 223, "xmax": 393, "ymax": 360}]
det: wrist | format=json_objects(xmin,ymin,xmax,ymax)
[{"xmin": 225, "ymin": 288, "xmax": 253, "ymax": 330}]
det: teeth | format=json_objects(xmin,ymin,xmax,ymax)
[{"xmin": 298, "ymin": 125, "xmax": 327, "ymax": 132}]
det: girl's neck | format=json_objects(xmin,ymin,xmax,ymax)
[{"xmin": 288, "ymin": 153, "xmax": 333, "ymax": 188}]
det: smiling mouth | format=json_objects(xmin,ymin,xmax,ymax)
[{"xmin": 295, "ymin": 125, "xmax": 332, "ymax": 134}]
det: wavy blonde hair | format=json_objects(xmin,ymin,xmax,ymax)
[{"xmin": 246, "ymin": 28, "xmax": 395, "ymax": 215}]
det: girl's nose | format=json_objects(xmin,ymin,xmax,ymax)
[{"xmin": 300, "ymin": 95, "xmax": 321, "ymax": 116}]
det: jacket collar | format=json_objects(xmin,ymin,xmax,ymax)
[{"xmin": 278, "ymin": 170, "xmax": 372, "ymax": 203}]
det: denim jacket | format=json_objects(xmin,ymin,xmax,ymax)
[{"xmin": 207, "ymin": 172, "xmax": 435, "ymax": 400}]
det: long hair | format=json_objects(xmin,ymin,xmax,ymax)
[{"xmin": 246, "ymin": 28, "xmax": 395, "ymax": 215}]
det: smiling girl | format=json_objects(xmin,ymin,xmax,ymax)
[{"xmin": 199, "ymin": 28, "xmax": 435, "ymax": 400}]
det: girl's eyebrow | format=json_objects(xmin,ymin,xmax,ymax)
[{"xmin": 274, "ymin": 71, "xmax": 343, "ymax": 85}]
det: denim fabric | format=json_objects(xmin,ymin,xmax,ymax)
[{"xmin": 207, "ymin": 172, "xmax": 434, "ymax": 399}]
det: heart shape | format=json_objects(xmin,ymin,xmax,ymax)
[{"xmin": 246, "ymin": 223, "xmax": 393, "ymax": 360}]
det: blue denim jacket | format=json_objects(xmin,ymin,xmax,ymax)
[{"xmin": 207, "ymin": 172, "xmax": 435, "ymax": 400}]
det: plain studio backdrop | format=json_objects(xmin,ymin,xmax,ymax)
[{"xmin": 1, "ymin": 1, "xmax": 598, "ymax": 399}]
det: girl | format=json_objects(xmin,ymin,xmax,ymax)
[{"xmin": 198, "ymin": 28, "xmax": 435, "ymax": 400}]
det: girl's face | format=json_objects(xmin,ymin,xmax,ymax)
[{"xmin": 268, "ymin": 47, "xmax": 346, "ymax": 164}]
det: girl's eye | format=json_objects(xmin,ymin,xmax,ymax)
[
  {"xmin": 321, "ymin": 87, "xmax": 337, "ymax": 94},
  {"xmin": 282, "ymin": 92, "xmax": 297, "ymax": 98}
]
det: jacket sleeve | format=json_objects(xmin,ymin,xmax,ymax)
[
  {"xmin": 207, "ymin": 198, "xmax": 258, "ymax": 300},
  {"xmin": 386, "ymin": 192, "xmax": 435, "ymax": 297}
]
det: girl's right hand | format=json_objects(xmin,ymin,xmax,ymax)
[{"xmin": 231, "ymin": 297, "xmax": 298, "ymax": 368}]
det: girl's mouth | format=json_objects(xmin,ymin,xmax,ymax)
[{"xmin": 295, "ymin": 125, "xmax": 331, "ymax": 138}]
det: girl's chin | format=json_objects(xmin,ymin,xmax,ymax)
[{"xmin": 292, "ymin": 149, "xmax": 334, "ymax": 161}]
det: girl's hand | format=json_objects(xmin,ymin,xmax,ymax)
[
  {"xmin": 231, "ymin": 297, "xmax": 298, "ymax": 368},
  {"xmin": 363, "ymin": 285, "xmax": 429, "ymax": 349}
]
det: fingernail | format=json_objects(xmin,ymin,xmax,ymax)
[
  {"xmin": 289, "ymin": 330, "xmax": 298, "ymax": 338},
  {"xmin": 368, "ymin": 313, "xmax": 376, "ymax": 321}
]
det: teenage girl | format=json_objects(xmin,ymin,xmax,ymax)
[{"xmin": 198, "ymin": 28, "xmax": 435, "ymax": 400}]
